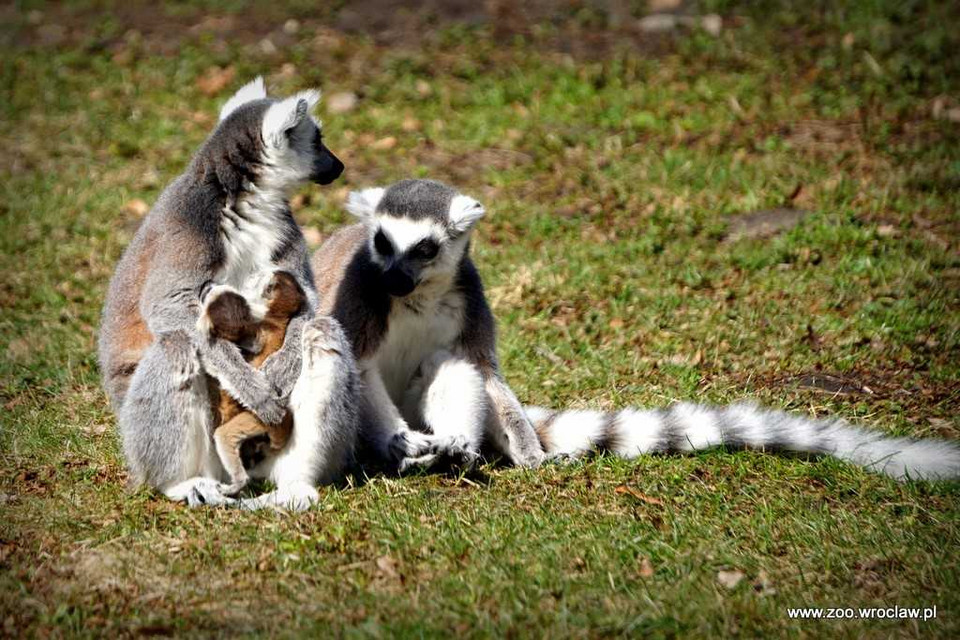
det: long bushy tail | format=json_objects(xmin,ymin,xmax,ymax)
[{"xmin": 525, "ymin": 402, "xmax": 960, "ymax": 481}]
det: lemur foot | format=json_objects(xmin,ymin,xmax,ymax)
[
  {"xmin": 398, "ymin": 453, "xmax": 441, "ymax": 473},
  {"xmin": 217, "ymin": 480, "xmax": 249, "ymax": 497},
  {"xmin": 239, "ymin": 481, "xmax": 319, "ymax": 511},
  {"xmin": 166, "ymin": 477, "xmax": 236, "ymax": 507},
  {"xmin": 435, "ymin": 436, "xmax": 481, "ymax": 468},
  {"xmin": 156, "ymin": 330, "xmax": 202, "ymax": 384},
  {"xmin": 302, "ymin": 316, "xmax": 348, "ymax": 359},
  {"xmin": 387, "ymin": 429, "xmax": 436, "ymax": 461},
  {"xmin": 515, "ymin": 449, "xmax": 548, "ymax": 468},
  {"xmin": 398, "ymin": 438, "xmax": 480, "ymax": 473},
  {"xmin": 546, "ymin": 452, "xmax": 580, "ymax": 466}
]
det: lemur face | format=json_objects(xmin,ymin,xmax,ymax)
[
  {"xmin": 216, "ymin": 77, "xmax": 344, "ymax": 193},
  {"xmin": 345, "ymin": 180, "xmax": 486, "ymax": 298}
]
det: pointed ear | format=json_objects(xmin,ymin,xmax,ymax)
[
  {"xmin": 262, "ymin": 89, "xmax": 321, "ymax": 148},
  {"xmin": 345, "ymin": 187, "xmax": 386, "ymax": 221},
  {"xmin": 219, "ymin": 77, "xmax": 267, "ymax": 122},
  {"xmin": 448, "ymin": 194, "xmax": 485, "ymax": 234}
]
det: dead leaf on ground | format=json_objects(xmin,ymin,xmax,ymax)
[
  {"xmin": 792, "ymin": 373, "xmax": 874, "ymax": 396},
  {"xmin": 6, "ymin": 338, "xmax": 33, "ymax": 362},
  {"xmin": 196, "ymin": 66, "xmax": 236, "ymax": 96},
  {"xmin": 371, "ymin": 136, "xmax": 397, "ymax": 151},
  {"xmin": 726, "ymin": 208, "xmax": 810, "ymax": 241},
  {"xmin": 615, "ymin": 485, "xmax": 664, "ymax": 505},
  {"xmin": 375, "ymin": 555, "xmax": 400, "ymax": 580},
  {"xmin": 80, "ymin": 423, "xmax": 109, "ymax": 437},
  {"xmin": 753, "ymin": 570, "xmax": 776, "ymax": 596},
  {"xmin": 638, "ymin": 556, "xmax": 655, "ymax": 578},
  {"xmin": 716, "ymin": 569, "xmax": 745, "ymax": 590}
]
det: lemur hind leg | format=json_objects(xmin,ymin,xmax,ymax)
[
  {"xmin": 213, "ymin": 413, "xmax": 266, "ymax": 496},
  {"xmin": 241, "ymin": 316, "xmax": 360, "ymax": 511},
  {"xmin": 119, "ymin": 330, "xmax": 233, "ymax": 507},
  {"xmin": 401, "ymin": 350, "xmax": 485, "ymax": 468}
]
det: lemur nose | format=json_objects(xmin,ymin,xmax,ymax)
[{"xmin": 383, "ymin": 265, "xmax": 416, "ymax": 297}]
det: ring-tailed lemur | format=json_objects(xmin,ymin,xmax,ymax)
[
  {"xmin": 315, "ymin": 179, "xmax": 960, "ymax": 481},
  {"xmin": 99, "ymin": 78, "xmax": 361, "ymax": 509},
  {"xmin": 311, "ymin": 179, "xmax": 546, "ymax": 470}
]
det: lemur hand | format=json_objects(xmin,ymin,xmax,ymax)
[{"xmin": 249, "ymin": 382, "xmax": 287, "ymax": 426}]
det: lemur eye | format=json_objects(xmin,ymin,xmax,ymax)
[
  {"xmin": 410, "ymin": 239, "xmax": 439, "ymax": 261},
  {"xmin": 374, "ymin": 230, "xmax": 394, "ymax": 256}
]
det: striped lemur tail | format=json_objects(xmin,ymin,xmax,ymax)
[{"xmin": 526, "ymin": 402, "xmax": 960, "ymax": 481}]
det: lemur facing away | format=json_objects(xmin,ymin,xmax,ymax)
[
  {"xmin": 198, "ymin": 271, "xmax": 305, "ymax": 496},
  {"xmin": 316, "ymin": 179, "xmax": 960, "ymax": 481},
  {"xmin": 99, "ymin": 78, "xmax": 361, "ymax": 509},
  {"xmin": 312, "ymin": 179, "xmax": 546, "ymax": 470}
]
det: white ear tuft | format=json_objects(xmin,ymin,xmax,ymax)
[
  {"xmin": 219, "ymin": 76, "xmax": 267, "ymax": 122},
  {"xmin": 262, "ymin": 89, "xmax": 321, "ymax": 148},
  {"xmin": 345, "ymin": 187, "xmax": 386, "ymax": 220},
  {"xmin": 448, "ymin": 194, "xmax": 485, "ymax": 233}
]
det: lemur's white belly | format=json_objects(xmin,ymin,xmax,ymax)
[{"xmin": 376, "ymin": 295, "xmax": 464, "ymax": 402}]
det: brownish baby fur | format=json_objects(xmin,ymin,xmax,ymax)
[{"xmin": 203, "ymin": 272, "xmax": 305, "ymax": 490}]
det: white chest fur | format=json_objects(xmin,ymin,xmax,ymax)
[
  {"xmin": 217, "ymin": 193, "xmax": 287, "ymax": 294},
  {"xmin": 376, "ymin": 291, "xmax": 465, "ymax": 402}
]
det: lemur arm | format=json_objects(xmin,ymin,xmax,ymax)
[
  {"xmin": 456, "ymin": 262, "xmax": 546, "ymax": 467},
  {"xmin": 359, "ymin": 362, "xmax": 409, "ymax": 453},
  {"xmin": 482, "ymin": 372, "xmax": 546, "ymax": 467},
  {"xmin": 359, "ymin": 361, "xmax": 439, "ymax": 463},
  {"xmin": 141, "ymin": 269, "xmax": 286, "ymax": 426},
  {"xmin": 259, "ymin": 311, "xmax": 309, "ymax": 400},
  {"xmin": 258, "ymin": 249, "xmax": 318, "ymax": 400}
]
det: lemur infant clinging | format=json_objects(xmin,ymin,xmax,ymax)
[
  {"xmin": 316, "ymin": 179, "xmax": 960, "ymax": 481},
  {"xmin": 99, "ymin": 78, "xmax": 361, "ymax": 509},
  {"xmin": 312, "ymin": 179, "xmax": 546, "ymax": 469},
  {"xmin": 198, "ymin": 271, "xmax": 305, "ymax": 495}
]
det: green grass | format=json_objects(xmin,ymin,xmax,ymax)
[{"xmin": 2, "ymin": 0, "xmax": 959, "ymax": 636}]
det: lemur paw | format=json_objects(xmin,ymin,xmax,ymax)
[
  {"xmin": 251, "ymin": 392, "xmax": 287, "ymax": 426},
  {"xmin": 546, "ymin": 452, "xmax": 580, "ymax": 466},
  {"xmin": 239, "ymin": 482, "xmax": 319, "ymax": 511},
  {"xmin": 302, "ymin": 316, "xmax": 348, "ymax": 355},
  {"xmin": 435, "ymin": 436, "xmax": 481, "ymax": 468},
  {"xmin": 181, "ymin": 478, "xmax": 237, "ymax": 508},
  {"xmin": 516, "ymin": 450, "xmax": 548, "ymax": 468},
  {"xmin": 217, "ymin": 480, "xmax": 248, "ymax": 497},
  {"xmin": 398, "ymin": 453, "xmax": 441, "ymax": 473},
  {"xmin": 388, "ymin": 429, "xmax": 435, "ymax": 461},
  {"xmin": 156, "ymin": 331, "xmax": 201, "ymax": 383}
]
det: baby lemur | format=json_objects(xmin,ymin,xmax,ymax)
[
  {"xmin": 315, "ymin": 179, "xmax": 959, "ymax": 481},
  {"xmin": 199, "ymin": 271, "xmax": 305, "ymax": 495}
]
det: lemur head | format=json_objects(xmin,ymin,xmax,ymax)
[
  {"xmin": 261, "ymin": 271, "xmax": 305, "ymax": 319},
  {"xmin": 345, "ymin": 179, "xmax": 485, "ymax": 298},
  {"xmin": 199, "ymin": 77, "xmax": 344, "ymax": 198},
  {"xmin": 199, "ymin": 288, "xmax": 260, "ymax": 344}
]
